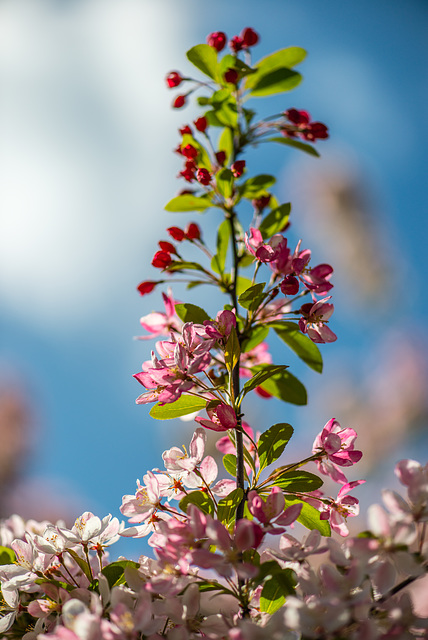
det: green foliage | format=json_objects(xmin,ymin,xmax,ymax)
[
  {"xmin": 218, "ymin": 488, "xmax": 244, "ymax": 527},
  {"xmin": 260, "ymin": 568, "xmax": 296, "ymax": 613},
  {"xmin": 167, "ymin": 261, "xmax": 207, "ymax": 273},
  {"xmin": 252, "ymin": 365, "xmax": 307, "ymax": 405},
  {"xmin": 270, "ymin": 321, "xmax": 323, "ymax": 373},
  {"xmin": 240, "ymin": 365, "xmax": 288, "ymax": 399},
  {"xmin": 241, "ymin": 325, "xmax": 269, "ymax": 352},
  {"xmin": 273, "ymin": 470, "xmax": 323, "ymax": 492},
  {"xmin": 67, "ymin": 549, "xmax": 93, "ymax": 582},
  {"xmin": 245, "ymin": 47, "xmax": 306, "ymax": 91},
  {"xmin": 258, "ymin": 423, "xmax": 294, "ymax": 471},
  {"xmin": 216, "ymin": 168, "xmax": 234, "ymax": 200},
  {"xmin": 239, "ymin": 174, "xmax": 276, "ymax": 198},
  {"xmin": 150, "ymin": 395, "xmax": 207, "ymax": 420},
  {"xmin": 259, "ymin": 203, "xmax": 291, "ymax": 239},
  {"xmin": 165, "ymin": 194, "xmax": 213, "ymax": 212},
  {"xmin": 0, "ymin": 546, "xmax": 16, "ymax": 565},
  {"xmin": 224, "ymin": 326, "xmax": 240, "ymax": 373},
  {"xmin": 175, "ymin": 303, "xmax": 210, "ymax": 324},
  {"xmin": 211, "ymin": 218, "xmax": 231, "ymax": 274},
  {"xmin": 238, "ymin": 282, "xmax": 266, "ymax": 311},
  {"xmin": 249, "ymin": 68, "xmax": 302, "ymax": 97},
  {"xmin": 223, "ymin": 453, "xmax": 237, "ymax": 477},
  {"xmin": 284, "ymin": 498, "xmax": 331, "ymax": 536},
  {"xmin": 101, "ymin": 560, "xmax": 139, "ymax": 589},
  {"xmin": 180, "ymin": 491, "xmax": 215, "ymax": 516},
  {"xmin": 186, "ymin": 44, "xmax": 218, "ymax": 80},
  {"xmin": 267, "ymin": 136, "xmax": 320, "ymax": 157}
]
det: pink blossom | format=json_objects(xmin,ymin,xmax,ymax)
[
  {"xmin": 137, "ymin": 290, "xmax": 182, "ymax": 339},
  {"xmin": 299, "ymin": 296, "xmax": 337, "ymax": 343},
  {"xmin": 204, "ymin": 310, "xmax": 236, "ymax": 342},
  {"xmin": 247, "ymin": 487, "xmax": 302, "ymax": 533},
  {"xmin": 312, "ymin": 418, "xmax": 362, "ymax": 484},
  {"xmin": 321, "ymin": 480, "xmax": 366, "ymax": 536},
  {"xmin": 245, "ymin": 228, "xmax": 286, "ymax": 263},
  {"xmin": 195, "ymin": 403, "xmax": 237, "ymax": 432}
]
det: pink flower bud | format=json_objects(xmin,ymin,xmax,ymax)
[
  {"xmin": 194, "ymin": 116, "xmax": 208, "ymax": 133},
  {"xmin": 231, "ymin": 160, "xmax": 246, "ymax": 177},
  {"xmin": 207, "ymin": 31, "xmax": 226, "ymax": 52},
  {"xmin": 172, "ymin": 95, "xmax": 186, "ymax": 109},
  {"xmin": 166, "ymin": 71, "xmax": 183, "ymax": 88},
  {"xmin": 196, "ymin": 168, "xmax": 211, "ymax": 185}
]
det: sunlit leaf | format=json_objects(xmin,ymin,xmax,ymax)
[
  {"xmin": 175, "ymin": 303, "xmax": 210, "ymax": 324},
  {"xmin": 270, "ymin": 322, "xmax": 323, "ymax": 373},
  {"xmin": 150, "ymin": 396, "xmax": 207, "ymax": 420},
  {"xmin": 258, "ymin": 423, "xmax": 294, "ymax": 470}
]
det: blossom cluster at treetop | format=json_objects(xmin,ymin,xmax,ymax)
[{"xmin": 1, "ymin": 27, "xmax": 427, "ymax": 640}]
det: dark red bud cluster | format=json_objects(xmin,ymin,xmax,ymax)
[
  {"xmin": 181, "ymin": 144, "xmax": 198, "ymax": 159},
  {"xmin": 282, "ymin": 108, "xmax": 329, "ymax": 142},
  {"xmin": 179, "ymin": 125, "xmax": 192, "ymax": 136},
  {"xmin": 229, "ymin": 27, "xmax": 259, "ymax": 52},
  {"xmin": 252, "ymin": 195, "xmax": 271, "ymax": 211},
  {"xmin": 231, "ymin": 160, "xmax": 246, "ymax": 177},
  {"xmin": 167, "ymin": 223, "xmax": 201, "ymax": 242},
  {"xmin": 196, "ymin": 168, "xmax": 211, "ymax": 185},
  {"xmin": 224, "ymin": 68, "xmax": 239, "ymax": 85},
  {"xmin": 207, "ymin": 31, "xmax": 227, "ymax": 52},
  {"xmin": 158, "ymin": 241, "xmax": 177, "ymax": 255},
  {"xmin": 152, "ymin": 251, "xmax": 172, "ymax": 269},
  {"xmin": 166, "ymin": 71, "xmax": 184, "ymax": 88},
  {"xmin": 194, "ymin": 116, "xmax": 208, "ymax": 133},
  {"xmin": 215, "ymin": 151, "xmax": 226, "ymax": 166}
]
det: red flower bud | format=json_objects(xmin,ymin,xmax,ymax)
[
  {"xmin": 158, "ymin": 241, "xmax": 176, "ymax": 254},
  {"xmin": 172, "ymin": 95, "xmax": 186, "ymax": 109},
  {"xmin": 252, "ymin": 195, "xmax": 271, "ymax": 211},
  {"xmin": 241, "ymin": 28, "xmax": 259, "ymax": 47},
  {"xmin": 229, "ymin": 36, "xmax": 244, "ymax": 53},
  {"xmin": 179, "ymin": 125, "xmax": 192, "ymax": 136},
  {"xmin": 280, "ymin": 275, "xmax": 300, "ymax": 296},
  {"xmin": 231, "ymin": 160, "xmax": 246, "ymax": 177},
  {"xmin": 215, "ymin": 151, "xmax": 226, "ymax": 166},
  {"xmin": 137, "ymin": 280, "xmax": 157, "ymax": 296},
  {"xmin": 303, "ymin": 122, "xmax": 329, "ymax": 141},
  {"xmin": 179, "ymin": 166, "xmax": 196, "ymax": 182},
  {"xmin": 224, "ymin": 68, "xmax": 239, "ymax": 85},
  {"xmin": 152, "ymin": 251, "xmax": 172, "ymax": 269},
  {"xmin": 196, "ymin": 168, "xmax": 211, "ymax": 185},
  {"xmin": 167, "ymin": 226, "xmax": 186, "ymax": 242},
  {"xmin": 166, "ymin": 71, "xmax": 183, "ymax": 88},
  {"xmin": 185, "ymin": 223, "xmax": 201, "ymax": 240},
  {"xmin": 255, "ymin": 386, "xmax": 273, "ymax": 399},
  {"xmin": 207, "ymin": 31, "xmax": 226, "ymax": 52},
  {"xmin": 284, "ymin": 108, "xmax": 311, "ymax": 125},
  {"xmin": 181, "ymin": 144, "xmax": 198, "ymax": 159},
  {"xmin": 194, "ymin": 116, "xmax": 208, "ymax": 133}
]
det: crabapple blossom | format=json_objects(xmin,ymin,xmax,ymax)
[
  {"xmin": 312, "ymin": 418, "xmax": 362, "ymax": 484},
  {"xmin": 138, "ymin": 290, "xmax": 182, "ymax": 339},
  {"xmin": 299, "ymin": 296, "xmax": 337, "ymax": 343},
  {"xmin": 195, "ymin": 402, "xmax": 237, "ymax": 432}
]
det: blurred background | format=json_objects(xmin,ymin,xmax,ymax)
[{"xmin": 0, "ymin": 0, "xmax": 427, "ymax": 557}]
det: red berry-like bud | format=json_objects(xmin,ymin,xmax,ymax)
[
  {"xmin": 241, "ymin": 28, "xmax": 259, "ymax": 47},
  {"xmin": 166, "ymin": 71, "xmax": 183, "ymax": 88},
  {"xmin": 196, "ymin": 168, "xmax": 211, "ymax": 185},
  {"xmin": 304, "ymin": 122, "xmax": 329, "ymax": 141},
  {"xmin": 252, "ymin": 195, "xmax": 271, "ymax": 211},
  {"xmin": 179, "ymin": 125, "xmax": 192, "ymax": 136},
  {"xmin": 229, "ymin": 36, "xmax": 244, "ymax": 53},
  {"xmin": 179, "ymin": 166, "xmax": 196, "ymax": 182},
  {"xmin": 181, "ymin": 144, "xmax": 198, "ymax": 159},
  {"xmin": 207, "ymin": 31, "xmax": 226, "ymax": 52},
  {"xmin": 185, "ymin": 223, "xmax": 201, "ymax": 240},
  {"xmin": 280, "ymin": 275, "xmax": 300, "ymax": 296},
  {"xmin": 194, "ymin": 116, "xmax": 208, "ymax": 133},
  {"xmin": 172, "ymin": 95, "xmax": 186, "ymax": 109},
  {"xmin": 231, "ymin": 160, "xmax": 246, "ymax": 177},
  {"xmin": 215, "ymin": 150, "xmax": 226, "ymax": 166},
  {"xmin": 158, "ymin": 241, "xmax": 176, "ymax": 254},
  {"xmin": 137, "ymin": 280, "xmax": 157, "ymax": 296},
  {"xmin": 152, "ymin": 251, "xmax": 172, "ymax": 269},
  {"xmin": 167, "ymin": 226, "xmax": 186, "ymax": 242},
  {"xmin": 224, "ymin": 68, "xmax": 239, "ymax": 85},
  {"xmin": 285, "ymin": 108, "xmax": 311, "ymax": 125}
]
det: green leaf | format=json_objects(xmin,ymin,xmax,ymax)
[
  {"xmin": 223, "ymin": 453, "xmax": 237, "ymax": 477},
  {"xmin": 267, "ymin": 136, "xmax": 320, "ymax": 157},
  {"xmin": 236, "ymin": 276, "xmax": 253, "ymax": 297},
  {"xmin": 245, "ymin": 47, "xmax": 306, "ymax": 91},
  {"xmin": 217, "ymin": 488, "xmax": 244, "ymax": 527},
  {"xmin": 241, "ymin": 365, "xmax": 288, "ymax": 397},
  {"xmin": 241, "ymin": 325, "xmax": 269, "ymax": 352},
  {"xmin": 240, "ymin": 174, "xmax": 276, "ymax": 198},
  {"xmin": 273, "ymin": 470, "xmax": 323, "ymax": 493},
  {"xmin": 0, "ymin": 546, "xmax": 16, "ymax": 565},
  {"xmin": 167, "ymin": 261, "xmax": 207, "ymax": 273},
  {"xmin": 238, "ymin": 282, "xmax": 266, "ymax": 311},
  {"xmin": 216, "ymin": 168, "xmax": 234, "ymax": 200},
  {"xmin": 180, "ymin": 491, "xmax": 215, "ymax": 516},
  {"xmin": 258, "ymin": 423, "xmax": 294, "ymax": 470},
  {"xmin": 211, "ymin": 219, "xmax": 231, "ymax": 275},
  {"xmin": 211, "ymin": 102, "xmax": 238, "ymax": 127},
  {"xmin": 259, "ymin": 203, "xmax": 291, "ymax": 239},
  {"xmin": 260, "ymin": 569, "xmax": 296, "ymax": 613},
  {"xmin": 284, "ymin": 498, "xmax": 331, "ymax": 536},
  {"xmin": 175, "ymin": 303, "xmax": 210, "ymax": 324},
  {"xmin": 224, "ymin": 326, "xmax": 240, "ymax": 373},
  {"xmin": 253, "ymin": 365, "xmax": 307, "ymax": 405},
  {"xmin": 165, "ymin": 195, "xmax": 213, "ymax": 212},
  {"xmin": 186, "ymin": 44, "xmax": 218, "ymax": 80},
  {"xmin": 217, "ymin": 127, "xmax": 234, "ymax": 164},
  {"xmin": 101, "ymin": 560, "xmax": 139, "ymax": 589},
  {"xmin": 150, "ymin": 395, "xmax": 207, "ymax": 420},
  {"xmin": 250, "ymin": 68, "xmax": 302, "ymax": 97},
  {"xmin": 270, "ymin": 322, "xmax": 323, "ymax": 373},
  {"xmin": 66, "ymin": 549, "xmax": 93, "ymax": 583}
]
